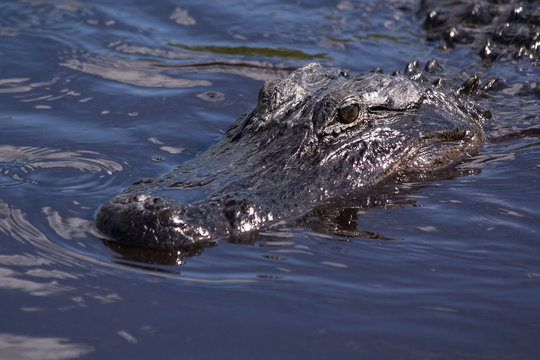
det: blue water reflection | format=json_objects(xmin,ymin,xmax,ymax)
[{"xmin": 0, "ymin": 0, "xmax": 539, "ymax": 358}]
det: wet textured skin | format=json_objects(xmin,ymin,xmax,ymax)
[
  {"xmin": 95, "ymin": 62, "xmax": 488, "ymax": 249},
  {"xmin": 420, "ymin": 0, "xmax": 539, "ymax": 63}
]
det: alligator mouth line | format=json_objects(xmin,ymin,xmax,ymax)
[{"xmin": 388, "ymin": 127, "xmax": 483, "ymax": 175}]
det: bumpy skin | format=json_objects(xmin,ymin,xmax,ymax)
[
  {"xmin": 95, "ymin": 62, "xmax": 487, "ymax": 249},
  {"xmin": 421, "ymin": 0, "xmax": 539, "ymax": 63}
]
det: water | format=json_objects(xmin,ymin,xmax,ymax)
[{"xmin": 0, "ymin": 0, "xmax": 539, "ymax": 358}]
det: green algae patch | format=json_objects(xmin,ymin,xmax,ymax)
[
  {"xmin": 166, "ymin": 43, "xmax": 331, "ymax": 61},
  {"xmin": 354, "ymin": 33, "xmax": 410, "ymax": 44}
]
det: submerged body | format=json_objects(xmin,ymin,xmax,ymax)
[{"xmin": 96, "ymin": 62, "xmax": 488, "ymax": 249}]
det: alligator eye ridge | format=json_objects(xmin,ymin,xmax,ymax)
[{"xmin": 337, "ymin": 103, "xmax": 359, "ymax": 124}]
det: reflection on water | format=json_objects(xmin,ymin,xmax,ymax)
[
  {"xmin": 0, "ymin": 200, "xmax": 47, "ymax": 245},
  {"xmin": 0, "ymin": 199, "xmax": 128, "ymax": 318},
  {"xmin": 60, "ymin": 48, "xmax": 296, "ymax": 85},
  {"xmin": 149, "ymin": 59, "xmax": 295, "ymax": 81},
  {"xmin": 0, "ymin": 333, "xmax": 93, "ymax": 360},
  {"xmin": 0, "ymin": 145, "xmax": 123, "ymax": 190},
  {"xmin": 105, "ymin": 241, "xmax": 200, "ymax": 268},
  {"xmin": 169, "ymin": 7, "xmax": 196, "ymax": 26},
  {"xmin": 0, "ymin": 199, "xmax": 79, "ymax": 263},
  {"xmin": 18, "ymin": 0, "xmax": 87, "ymax": 13},
  {"xmin": 0, "ymin": 76, "xmax": 95, "ymax": 112},
  {"xmin": 59, "ymin": 51, "xmax": 213, "ymax": 88},
  {"xmin": 42, "ymin": 206, "xmax": 92, "ymax": 241},
  {"xmin": 103, "ymin": 186, "xmax": 414, "ymax": 266},
  {"xmin": 0, "ymin": 0, "xmax": 539, "ymax": 357},
  {"xmin": 0, "ymin": 202, "xmax": 78, "ymax": 297},
  {"xmin": 0, "ymin": 77, "xmax": 59, "ymax": 94},
  {"xmin": 300, "ymin": 185, "xmax": 420, "ymax": 240},
  {"xmin": 0, "ymin": 267, "xmax": 71, "ymax": 297}
]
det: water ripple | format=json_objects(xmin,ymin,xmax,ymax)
[
  {"xmin": 0, "ymin": 333, "xmax": 94, "ymax": 359},
  {"xmin": 0, "ymin": 145, "xmax": 123, "ymax": 191},
  {"xmin": 0, "ymin": 199, "xmax": 114, "ymax": 280},
  {"xmin": 59, "ymin": 51, "xmax": 212, "ymax": 88},
  {"xmin": 0, "ymin": 77, "xmax": 60, "ymax": 94}
]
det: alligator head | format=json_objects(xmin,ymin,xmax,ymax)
[{"xmin": 95, "ymin": 62, "xmax": 488, "ymax": 249}]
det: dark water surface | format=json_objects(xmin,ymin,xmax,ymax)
[{"xmin": 1, "ymin": 0, "xmax": 539, "ymax": 358}]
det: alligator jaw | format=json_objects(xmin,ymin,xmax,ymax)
[
  {"xmin": 393, "ymin": 129, "xmax": 484, "ymax": 175},
  {"xmin": 95, "ymin": 193, "xmax": 216, "ymax": 249}
]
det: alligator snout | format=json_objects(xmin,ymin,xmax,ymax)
[{"xmin": 96, "ymin": 193, "xmax": 214, "ymax": 248}]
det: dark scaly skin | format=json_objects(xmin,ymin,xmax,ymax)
[
  {"xmin": 95, "ymin": 61, "xmax": 488, "ymax": 249},
  {"xmin": 420, "ymin": 0, "xmax": 539, "ymax": 63}
]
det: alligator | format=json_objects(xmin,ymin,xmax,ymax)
[
  {"xmin": 95, "ymin": 61, "xmax": 490, "ymax": 250},
  {"xmin": 420, "ymin": 0, "xmax": 539, "ymax": 63}
]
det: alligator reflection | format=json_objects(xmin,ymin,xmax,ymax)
[
  {"xmin": 304, "ymin": 213, "xmax": 397, "ymax": 240},
  {"xmin": 102, "ymin": 151, "xmax": 485, "ymax": 267},
  {"xmin": 105, "ymin": 241, "xmax": 207, "ymax": 268},
  {"xmin": 103, "ymin": 183, "xmax": 425, "ymax": 266}
]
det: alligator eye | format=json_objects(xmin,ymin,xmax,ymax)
[{"xmin": 337, "ymin": 104, "xmax": 359, "ymax": 124}]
